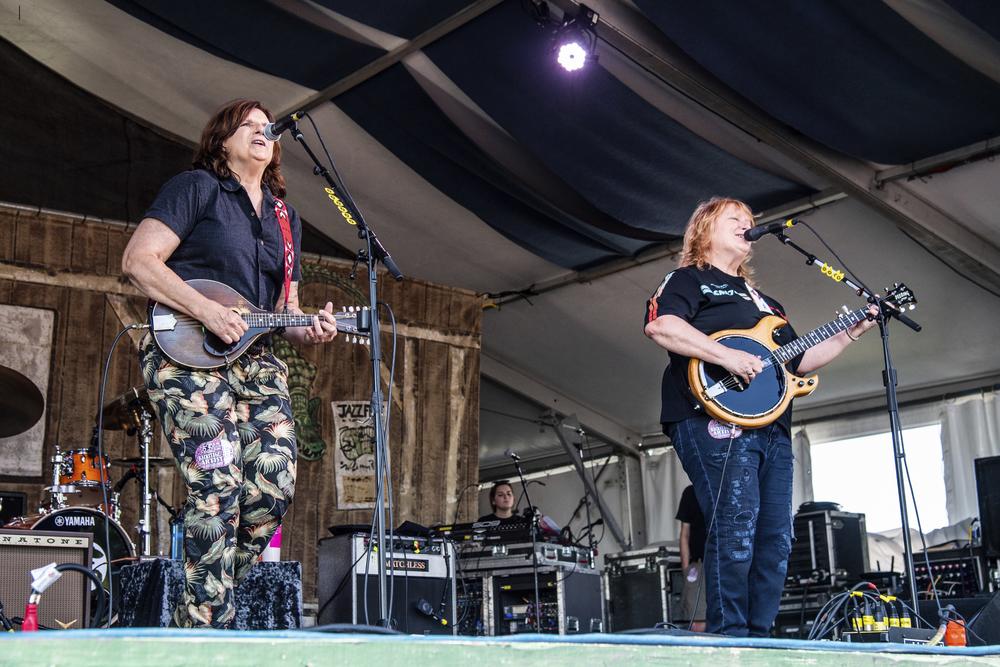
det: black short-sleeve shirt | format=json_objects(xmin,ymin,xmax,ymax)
[
  {"xmin": 675, "ymin": 485, "xmax": 706, "ymax": 562},
  {"xmin": 144, "ymin": 169, "xmax": 302, "ymax": 310},
  {"xmin": 644, "ymin": 265, "xmax": 802, "ymax": 431}
]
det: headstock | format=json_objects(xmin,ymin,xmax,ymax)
[
  {"xmin": 337, "ymin": 306, "xmax": 371, "ymax": 345},
  {"xmin": 884, "ymin": 282, "xmax": 916, "ymax": 312}
]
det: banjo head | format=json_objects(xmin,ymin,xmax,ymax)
[{"xmin": 697, "ymin": 334, "xmax": 786, "ymax": 421}]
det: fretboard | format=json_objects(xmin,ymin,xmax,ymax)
[
  {"xmin": 770, "ymin": 307, "xmax": 868, "ymax": 365},
  {"xmin": 243, "ymin": 312, "xmax": 319, "ymax": 329}
]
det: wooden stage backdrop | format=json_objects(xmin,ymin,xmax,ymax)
[{"xmin": 0, "ymin": 203, "xmax": 482, "ymax": 601}]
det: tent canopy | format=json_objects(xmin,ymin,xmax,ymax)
[{"xmin": 2, "ymin": 0, "xmax": 999, "ymax": 473}]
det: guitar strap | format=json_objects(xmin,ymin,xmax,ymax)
[{"xmin": 273, "ymin": 197, "xmax": 294, "ymax": 308}]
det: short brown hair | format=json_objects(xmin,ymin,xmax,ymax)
[
  {"xmin": 193, "ymin": 98, "xmax": 286, "ymax": 197},
  {"xmin": 679, "ymin": 197, "xmax": 755, "ymax": 284}
]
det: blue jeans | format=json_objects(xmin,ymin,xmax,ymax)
[{"xmin": 667, "ymin": 417, "xmax": 794, "ymax": 637}]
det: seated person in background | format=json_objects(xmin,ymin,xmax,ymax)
[
  {"xmin": 478, "ymin": 481, "xmax": 520, "ymax": 523},
  {"xmin": 677, "ymin": 483, "xmax": 707, "ymax": 632}
]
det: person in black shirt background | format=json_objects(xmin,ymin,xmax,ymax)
[
  {"xmin": 676, "ymin": 484, "xmax": 707, "ymax": 632},
  {"xmin": 478, "ymin": 481, "xmax": 520, "ymax": 523},
  {"xmin": 644, "ymin": 197, "xmax": 876, "ymax": 636}
]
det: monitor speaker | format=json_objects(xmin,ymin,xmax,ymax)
[
  {"xmin": 974, "ymin": 455, "xmax": 1000, "ymax": 558},
  {"xmin": 969, "ymin": 590, "xmax": 1000, "ymax": 646},
  {"xmin": 0, "ymin": 529, "xmax": 93, "ymax": 629}
]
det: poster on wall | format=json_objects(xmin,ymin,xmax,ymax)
[
  {"xmin": 0, "ymin": 305, "xmax": 55, "ymax": 476},
  {"xmin": 331, "ymin": 400, "xmax": 387, "ymax": 510}
]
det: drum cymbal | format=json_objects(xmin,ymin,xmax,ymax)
[
  {"xmin": 0, "ymin": 365, "xmax": 44, "ymax": 438},
  {"xmin": 98, "ymin": 386, "xmax": 155, "ymax": 432},
  {"xmin": 111, "ymin": 457, "xmax": 172, "ymax": 468}
]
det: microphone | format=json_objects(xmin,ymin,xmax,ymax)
[
  {"xmin": 743, "ymin": 218, "xmax": 800, "ymax": 242},
  {"xmin": 504, "ymin": 448, "xmax": 521, "ymax": 461},
  {"xmin": 263, "ymin": 110, "xmax": 305, "ymax": 141},
  {"xmin": 415, "ymin": 598, "xmax": 447, "ymax": 626}
]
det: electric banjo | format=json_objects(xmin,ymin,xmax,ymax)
[{"xmin": 687, "ymin": 283, "xmax": 916, "ymax": 428}]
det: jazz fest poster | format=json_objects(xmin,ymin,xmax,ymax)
[{"xmin": 331, "ymin": 400, "xmax": 388, "ymax": 510}]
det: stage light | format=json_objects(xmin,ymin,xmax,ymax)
[
  {"xmin": 551, "ymin": 4, "xmax": 599, "ymax": 72},
  {"xmin": 556, "ymin": 40, "xmax": 588, "ymax": 72}
]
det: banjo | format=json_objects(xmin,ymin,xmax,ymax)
[{"xmin": 686, "ymin": 283, "xmax": 915, "ymax": 428}]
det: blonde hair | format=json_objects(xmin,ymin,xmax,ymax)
[{"xmin": 679, "ymin": 196, "xmax": 755, "ymax": 284}]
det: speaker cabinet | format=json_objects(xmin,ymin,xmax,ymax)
[
  {"xmin": 975, "ymin": 455, "xmax": 1000, "ymax": 558},
  {"xmin": 788, "ymin": 508, "xmax": 868, "ymax": 583},
  {"xmin": 603, "ymin": 547, "xmax": 673, "ymax": 631},
  {"xmin": 0, "ymin": 529, "xmax": 92, "ymax": 629},
  {"xmin": 317, "ymin": 534, "xmax": 457, "ymax": 634},
  {"xmin": 969, "ymin": 589, "xmax": 1000, "ymax": 646},
  {"xmin": 0, "ymin": 491, "xmax": 27, "ymax": 526}
]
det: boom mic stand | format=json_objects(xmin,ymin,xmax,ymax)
[
  {"xmin": 771, "ymin": 231, "xmax": 923, "ymax": 616},
  {"xmin": 508, "ymin": 452, "xmax": 543, "ymax": 632},
  {"xmin": 288, "ymin": 121, "xmax": 403, "ymax": 626}
]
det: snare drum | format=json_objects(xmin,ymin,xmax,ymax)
[{"xmin": 59, "ymin": 448, "xmax": 111, "ymax": 507}]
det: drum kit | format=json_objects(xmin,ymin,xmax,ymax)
[{"xmin": 1, "ymin": 368, "xmax": 175, "ymax": 597}]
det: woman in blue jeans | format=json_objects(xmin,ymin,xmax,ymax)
[{"xmin": 643, "ymin": 197, "xmax": 876, "ymax": 636}]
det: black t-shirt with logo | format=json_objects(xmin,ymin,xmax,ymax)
[{"xmin": 644, "ymin": 265, "xmax": 802, "ymax": 431}]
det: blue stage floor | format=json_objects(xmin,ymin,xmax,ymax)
[{"xmin": 2, "ymin": 629, "xmax": 999, "ymax": 666}]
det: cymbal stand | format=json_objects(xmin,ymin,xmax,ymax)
[
  {"xmin": 46, "ymin": 444, "xmax": 70, "ymax": 511},
  {"xmin": 137, "ymin": 406, "xmax": 155, "ymax": 558}
]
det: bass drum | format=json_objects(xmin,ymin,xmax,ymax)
[{"xmin": 5, "ymin": 507, "xmax": 136, "ymax": 619}]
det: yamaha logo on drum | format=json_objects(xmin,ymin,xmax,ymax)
[{"xmin": 53, "ymin": 514, "xmax": 97, "ymax": 528}]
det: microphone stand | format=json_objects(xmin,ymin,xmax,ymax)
[
  {"xmin": 288, "ymin": 122, "xmax": 403, "ymax": 626},
  {"xmin": 509, "ymin": 454, "xmax": 543, "ymax": 633},
  {"xmin": 771, "ymin": 232, "xmax": 923, "ymax": 616}
]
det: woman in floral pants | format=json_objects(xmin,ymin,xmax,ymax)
[{"xmin": 122, "ymin": 99, "xmax": 340, "ymax": 627}]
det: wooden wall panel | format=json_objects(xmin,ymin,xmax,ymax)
[{"xmin": 0, "ymin": 206, "xmax": 482, "ymax": 605}]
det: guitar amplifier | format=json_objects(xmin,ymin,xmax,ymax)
[
  {"xmin": 316, "ymin": 534, "xmax": 457, "ymax": 634},
  {"xmin": 0, "ymin": 529, "xmax": 92, "ymax": 629}
]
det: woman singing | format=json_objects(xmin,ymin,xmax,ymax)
[
  {"xmin": 122, "ymin": 99, "xmax": 339, "ymax": 628},
  {"xmin": 643, "ymin": 197, "xmax": 876, "ymax": 636}
]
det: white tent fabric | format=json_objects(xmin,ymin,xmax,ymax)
[
  {"xmin": 940, "ymin": 390, "xmax": 1000, "ymax": 524},
  {"xmin": 640, "ymin": 448, "xmax": 687, "ymax": 545}
]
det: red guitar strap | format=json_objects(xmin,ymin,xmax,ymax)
[{"xmin": 273, "ymin": 197, "xmax": 294, "ymax": 307}]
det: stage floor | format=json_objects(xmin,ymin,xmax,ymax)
[{"xmin": 2, "ymin": 629, "xmax": 999, "ymax": 666}]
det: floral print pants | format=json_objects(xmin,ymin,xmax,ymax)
[{"xmin": 140, "ymin": 334, "xmax": 297, "ymax": 629}]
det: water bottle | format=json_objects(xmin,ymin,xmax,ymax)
[{"xmin": 169, "ymin": 518, "xmax": 184, "ymax": 560}]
